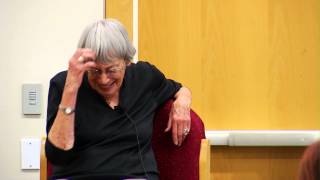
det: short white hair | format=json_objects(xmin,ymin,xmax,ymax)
[{"xmin": 77, "ymin": 19, "xmax": 136, "ymax": 63}]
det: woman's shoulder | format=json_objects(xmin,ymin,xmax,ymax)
[
  {"xmin": 50, "ymin": 70, "xmax": 67, "ymax": 85},
  {"xmin": 133, "ymin": 60, "xmax": 152, "ymax": 68},
  {"xmin": 129, "ymin": 61, "xmax": 157, "ymax": 73},
  {"xmin": 125, "ymin": 61, "xmax": 157, "ymax": 85}
]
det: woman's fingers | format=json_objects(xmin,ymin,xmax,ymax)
[
  {"xmin": 169, "ymin": 102, "xmax": 191, "ymax": 146},
  {"xmin": 65, "ymin": 49, "xmax": 97, "ymax": 89}
]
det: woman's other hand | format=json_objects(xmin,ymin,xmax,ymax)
[{"xmin": 165, "ymin": 87, "xmax": 192, "ymax": 146}]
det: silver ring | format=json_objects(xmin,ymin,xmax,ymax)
[
  {"xmin": 183, "ymin": 128, "xmax": 189, "ymax": 136},
  {"xmin": 78, "ymin": 56, "xmax": 85, "ymax": 63}
]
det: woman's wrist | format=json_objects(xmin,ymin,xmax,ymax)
[{"xmin": 174, "ymin": 87, "xmax": 192, "ymax": 107}]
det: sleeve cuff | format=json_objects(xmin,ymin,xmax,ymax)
[{"xmin": 45, "ymin": 137, "xmax": 75, "ymax": 165}]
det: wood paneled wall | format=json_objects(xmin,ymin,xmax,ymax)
[
  {"xmin": 212, "ymin": 146, "xmax": 305, "ymax": 180},
  {"xmin": 105, "ymin": 0, "xmax": 317, "ymax": 180},
  {"xmin": 106, "ymin": 0, "xmax": 133, "ymax": 39},
  {"xmin": 138, "ymin": 0, "xmax": 320, "ymax": 130}
]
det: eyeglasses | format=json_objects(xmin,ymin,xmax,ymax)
[{"xmin": 87, "ymin": 66, "xmax": 125, "ymax": 77}]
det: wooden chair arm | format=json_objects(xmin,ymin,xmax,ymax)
[
  {"xmin": 199, "ymin": 139, "xmax": 211, "ymax": 180},
  {"xmin": 40, "ymin": 137, "xmax": 47, "ymax": 180}
]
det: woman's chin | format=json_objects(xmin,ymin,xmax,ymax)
[{"xmin": 98, "ymin": 88, "xmax": 118, "ymax": 99}]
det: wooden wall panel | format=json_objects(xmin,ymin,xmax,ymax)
[
  {"xmin": 105, "ymin": 0, "xmax": 133, "ymax": 40},
  {"xmin": 105, "ymin": 1, "xmax": 316, "ymax": 179},
  {"xmin": 139, "ymin": 0, "xmax": 320, "ymax": 130},
  {"xmin": 211, "ymin": 146, "xmax": 305, "ymax": 180}
]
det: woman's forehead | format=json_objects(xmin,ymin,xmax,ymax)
[{"xmin": 95, "ymin": 59, "xmax": 124, "ymax": 68}]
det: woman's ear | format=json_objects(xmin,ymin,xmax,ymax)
[{"xmin": 126, "ymin": 61, "xmax": 132, "ymax": 66}]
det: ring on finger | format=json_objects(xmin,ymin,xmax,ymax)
[
  {"xmin": 78, "ymin": 56, "xmax": 85, "ymax": 63},
  {"xmin": 183, "ymin": 128, "xmax": 190, "ymax": 136}
]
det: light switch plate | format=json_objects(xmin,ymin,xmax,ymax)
[
  {"xmin": 20, "ymin": 138, "xmax": 40, "ymax": 169},
  {"xmin": 22, "ymin": 84, "xmax": 42, "ymax": 115}
]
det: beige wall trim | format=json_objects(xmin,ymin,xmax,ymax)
[{"xmin": 206, "ymin": 130, "xmax": 320, "ymax": 146}]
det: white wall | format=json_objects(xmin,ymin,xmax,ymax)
[{"xmin": 0, "ymin": 0, "xmax": 103, "ymax": 179}]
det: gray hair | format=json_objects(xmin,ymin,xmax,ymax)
[{"xmin": 77, "ymin": 19, "xmax": 136, "ymax": 63}]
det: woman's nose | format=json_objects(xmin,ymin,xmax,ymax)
[{"xmin": 97, "ymin": 73, "xmax": 112, "ymax": 84}]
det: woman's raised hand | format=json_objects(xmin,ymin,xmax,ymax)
[{"xmin": 65, "ymin": 48, "xmax": 97, "ymax": 90}]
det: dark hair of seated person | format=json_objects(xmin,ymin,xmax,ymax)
[{"xmin": 298, "ymin": 141, "xmax": 320, "ymax": 180}]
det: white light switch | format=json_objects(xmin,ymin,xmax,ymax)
[
  {"xmin": 20, "ymin": 138, "xmax": 40, "ymax": 169},
  {"xmin": 22, "ymin": 84, "xmax": 42, "ymax": 115}
]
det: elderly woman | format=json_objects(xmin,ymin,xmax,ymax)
[{"xmin": 45, "ymin": 19, "xmax": 192, "ymax": 180}]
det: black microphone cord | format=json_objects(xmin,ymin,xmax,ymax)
[{"xmin": 123, "ymin": 110, "xmax": 150, "ymax": 180}]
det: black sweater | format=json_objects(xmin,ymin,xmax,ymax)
[{"xmin": 45, "ymin": 61, "xmax": 181, "ymax": 180}]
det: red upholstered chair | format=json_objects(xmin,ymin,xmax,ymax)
[
  {"xmin": 152, "ymin": 100, "xmax": 207, "ymax": 180},
  {"xmin": 40, "ymin": 100, "xmax": 210, "ymax": 180}
]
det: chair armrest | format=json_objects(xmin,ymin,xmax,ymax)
[{"xmin": 199, "ymin": 139, "xmax": 211, "ymax": 180}]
